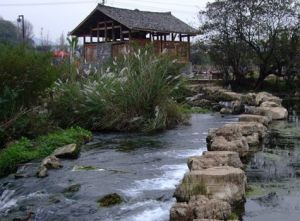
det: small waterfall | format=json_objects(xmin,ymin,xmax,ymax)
[
  {"xmin": 0, "ymin": 189, "xmax": 17, "ymax": 213},
  {"xmin": 219, "ymin": 101, "xmax": 233, "ymax": 109}
]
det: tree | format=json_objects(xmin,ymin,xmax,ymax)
[
  {"xmin": 200, "ymin": 0, "xmax": 300, "ymax": 89},
  {"xmin": 58, "ymin": 32, "xmax": 67, "ymax": 50},
  {"xmin": 23, "ymin": 20, "xmax": 34, "ymax": 45},
  {"xmin": 0, "ymin": 19, "xmax": 18, "ymax": 44},
  {"xmin": 199, "ymin": 0, "xmax": 254, "ymax": 84}
]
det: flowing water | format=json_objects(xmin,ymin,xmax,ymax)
[
  {"xmin": 244, "ymin": 98, "xmax": 300, "ymax": 221},
  {"xmin": 0, "ymin": 114, "xmax": 238, "ymax": 221}
]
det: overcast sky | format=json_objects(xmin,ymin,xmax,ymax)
[{"xmin": 0, "ymin": 0, "xmax": 210, "ymax": 42}]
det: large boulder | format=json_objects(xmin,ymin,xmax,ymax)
[
  {"xmin": 239, "ymin": 114, "xmax": 271, "ymax": 127},
  {"xmin": 208, "ymin": 136, "xmax": 249, "ymax": 157},
  {"xmin": 52, "ymin": 144, "xmax": 80, "ymax": 159},
  {"xmin": 257, "ymin": 106, "xmax": 288, "ymax": 120},
  {"xmin": 260, "ymin": 101, "xmax": 281, "ymax": 108},
  {"xmin": 207, "ymin": 122, "xmax": 266, "ymax": 156},
  {"xmin": 207, "ymin": 124, "xmax": 243, "ymax": 143},
  {"xmin": 174, "ymin": 166, "xmax": 246, "ymax": 204},
  {"xmin": 235, "ymin": 122, "xmax": 267, "ymax": 140},
  {"xmin": 241, "ymin": 93, "xmax": 257, "ymax": 106},
  {"xmin": 202, "ymin": 86, "xmax": 242, "ymax": 102},
  {"xmin": 211, "ymin": 122, "xmax": 267, "ymax": 140},
  {"xmin": 170, "ymin": 196, "xmax": 232, "ymax": 221},
  {"xmin": 188, "ymin": 151, "xmax": 243, "ymax": 171},
  {"xmin": 244, "ymin": 106, "xmax": 271, "ymax": 117},
  {"xmin": 255, "ymin": 92, "xmax": 282, "ymax": 106}
]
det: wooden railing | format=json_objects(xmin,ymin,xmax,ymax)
[{"xmin": 84, "ymin": 40, "xmax": 190, "ymax": 63}]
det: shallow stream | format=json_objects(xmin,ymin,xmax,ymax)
[
  {"xmin": 1, "ymin": 99, "xmax": 299, "ymax": 221},
  {"xmin": 244, "ymin": 98, "xmax": 300, "ymax": 221},
  {"xmin": 0, "ymin": 114, "xmax": 238, "ymax": 221}
]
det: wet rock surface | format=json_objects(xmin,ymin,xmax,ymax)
[
  {"xmin": 174, "ymin": 166, "xmax": 246, "ymax": 204},
  {"xmin": 170, "ymin": 195, "xmax": 232, "ymax": 221},
  {"xmin": 53, "ymin": 143, "xmax": 80, "ymax": 159},
  {"xmin": 239, "ymin": 114, "xmax": 271, "ymax": 127},
  {"xmin": 37, "ymin": 156, "xmax": 62, "ymax": 178},
  {"xmin": 188, "ymin": 151, "xmax": 243, "ymax": 171}
]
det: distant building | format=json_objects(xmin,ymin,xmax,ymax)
[{"xmin": 69, "ymin": 4, "xmax": 198, "ymax": 64}]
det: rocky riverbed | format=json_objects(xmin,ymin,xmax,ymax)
[{"xmin": 0, "ymin": 114, "xmax": 238, "ymax": 221}]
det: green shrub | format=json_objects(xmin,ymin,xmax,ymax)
[
  {"xmin": 0, "ymin": 44, "xmax": 60, "ymax": 107},
  {"xmin": 0, "ymin": 108, "xmax": 56, "ymax": 148},
  {"xmin": 49, "ymin": 46, "xmax": 188, "ymax": 132},
  {"xmin": 0, "ymin": 45, "xmax": 63, "ymax": 146},
  {"xmin": 0, "ymin": 127, "xmax": 92, "ymax": 177}
]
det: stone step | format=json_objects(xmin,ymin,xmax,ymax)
[
  {"xmin": 174, "ymin": 166, "xmax": 246, "ymax": 204},
  {"xmin": 188, "ymin": 151, "xmax": 243, "ymax": 171}
]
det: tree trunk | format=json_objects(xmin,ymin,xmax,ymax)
[{"xmin": 255, "ymin": 72, "xmax": 268, "ymax": 90}]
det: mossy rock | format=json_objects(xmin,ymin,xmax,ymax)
[
  {"xmin": 97, "ymin": 193, "xmax": 123, "ymax": 207},
  {"xmin": 228, "ymin": 212, "xmax": 239, "ymax": 220},
  {"xmin": 246, "ymin": 184, "xmax": 265, "ymax": 198},
  {"xmin": 62, "ymin": 184, "xmax": 81, "ymax": 197}
]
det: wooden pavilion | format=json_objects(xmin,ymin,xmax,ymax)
[{"xmin": 69, "ymin": 4, "xmax": 198, "ymax": 63}]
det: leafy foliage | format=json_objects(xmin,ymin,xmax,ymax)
[
  {"xmin": 0, "ymin": 44, "xmax": 60, "ymax": 106},
  {"xmin": 199, "ymin": 0, "xmax": 300, "ymax": 89},
  {"xmin": 49, "ymin": 46, "xmax": 187, "ymax": 132},
  {"xmin": 0, "ymin": 44, "xmax": 63, "ymax": 146},
  {"xmin": 0, "ymin": 19, "xmax": 19, "ymax": 44}
]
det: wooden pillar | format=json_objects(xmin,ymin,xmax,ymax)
[
  {"xmin": 104, "ymin": 22, "xmax": 108, "ymax": 42},
  {"xmin": 164, "ymin": 34, "xmax": 167, "ymax": 41},
  {"xmin": 120, "ymin": 25, "xmax": 123, "ymax": 41},
  {"xmin": 179, "ymin": 33, "xmax": 182, "ymax": 42},
  {"xmin": 97, "ymin": 23, "xmax": 100, "ymax": 43},
  {"xmin": 112, "ymin": 21, "xmax": 115, "ymax": 41},
  {"xmin": 172, "ymin": 33, "xmax": 177, "ymax": 41},
  {"xmin": 160, "ymin": 34, "xmax": 163, "ymax": 53},
  {"xmin": 83, "ymin": 36, "xmax": 86, "ymax": 60},
  {"xmin": 129, "ymin": 30, "xmax": 132, "ymax": 41},
  {"xmin": 187, "ymin": 35, "xmax": 191, "ymax": 61}
]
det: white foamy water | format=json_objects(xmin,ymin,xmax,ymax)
[
  {"xmin": 0, "ymin": 190, "xmax": 49, "ymax": 214},
  {"xmin": 175, "ymin": 148, "xmax": 204, "ymax": 158},
  {"xmin": 122, "ymin": 200, "xmax": 174, "ymax": 221},
  {"xmin": 0, "ymin": 190, "xmax": 17, "ymax": 212},
  {"xmin": 123, "ymin": 163, "xmax": 188, "ymax": 197}
]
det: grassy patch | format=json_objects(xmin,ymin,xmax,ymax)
[{"xmin": 0, "ymin": 127, "xmax": 92, "ymax": 177}]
